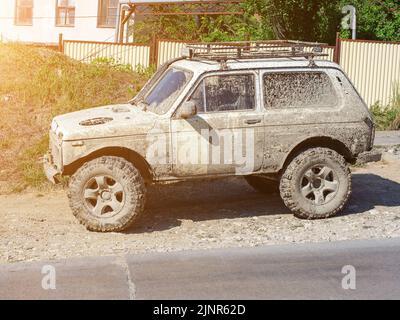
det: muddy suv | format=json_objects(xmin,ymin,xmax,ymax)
[{"xmin": 44, "ymin": 41, "xmax": 375, "ymax": 232}]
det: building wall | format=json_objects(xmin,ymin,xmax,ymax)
[{"xmin": 0, "ymin": 0, "xmax": 116, "ymax": 44}]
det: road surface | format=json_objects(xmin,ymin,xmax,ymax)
[
  {"xmin": 2, "ymin": 159, "xmax": 400, "ymax": 264},
  {"xmin": 1, "ymin": 238, "xmax": 400, "ymax": 300},
  {"xmin": 375, "ymin": 131, "xmax": 400, "ymax": 147}
]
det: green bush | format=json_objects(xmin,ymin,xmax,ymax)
[{"xmin": 371, "ymin": 84, "xmax": 400, "ymax": 130}]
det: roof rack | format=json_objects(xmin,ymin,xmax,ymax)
[{"xmin": 182, "ymin": 40, "xmax": 329, "ymax": 62}]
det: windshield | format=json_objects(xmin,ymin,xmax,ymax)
[{"xmin": 144, "ymin": 67, "xmax": 192, "ymax": 115}]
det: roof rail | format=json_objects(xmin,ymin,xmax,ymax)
[{"xmin": 182, "ymin": 40, "xmax": 329, "ymax": 62}]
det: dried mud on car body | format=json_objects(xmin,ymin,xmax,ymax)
[{"xmin": 1, "ymin": 160, "xmax": 400, "ymax": 264}]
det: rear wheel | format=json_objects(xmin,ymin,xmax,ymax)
[
  {"xmin": 279, "ymin": 148, "xmax": 351, "ymax": 219},
  {"xmin": 245, "ymin": 175, "xmax": 279, "ymax": 194},
  {"xmin": 68, "ymin": 156, "xmax": 146, "ymax": 232}
]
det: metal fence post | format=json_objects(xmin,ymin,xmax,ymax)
[
  {"xmin": 150, "ymin": 35, "xmax": 159, "ymax": 67},
  {"xmin": 334, "ymin": 32, "xmax": 341, "ymax": 64},
  {"xmin": 58, "ymin": 33, "xmax": 63, "ymax": 53}
]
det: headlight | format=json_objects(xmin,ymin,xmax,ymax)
[
  {"xmin": 51, "ymin": 119, "xmax": 58, "ymax": 132},
  {"xmin": 51, "ymin": 119, "xmax": 63, "ymax": 141}
]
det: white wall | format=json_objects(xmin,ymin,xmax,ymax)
[{"xmin": 0, "ymin": 0, "xmax": 116, "ymax": 44}]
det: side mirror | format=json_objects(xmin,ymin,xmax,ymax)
[{"xmin": 177, "ymin": 101, "xmax": 197, "ymax": 119}]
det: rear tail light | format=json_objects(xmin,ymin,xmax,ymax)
[{"xmin": 363, "ymin": 116, "xmax": 375, "ymax": 150}]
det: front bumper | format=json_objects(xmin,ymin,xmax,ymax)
[
  {"xmin": 356, "ymin": 149, "xmax": 382, "ymax": 165},
  {"xmin": 43, "ymin": 153, "xmax": 60, "ymax": 184}
]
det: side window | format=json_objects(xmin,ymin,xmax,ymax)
[
  {"xmin": 189, "ymin": 74, "xmax": 255, "ymax": 113},
  {"xmin": 263, "ymin": 71, "xmax": 338, "ymax": 109},
  {"xmin": 189, "ymin": 80, "xmax": 205, "ymax": 113}
]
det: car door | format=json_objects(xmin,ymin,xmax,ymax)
[{"xmin": 170, "ymin": 70, "xmax": 264, "ymax": 177}]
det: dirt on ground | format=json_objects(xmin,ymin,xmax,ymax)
[{"xmin": 1, "ymin": 159, "xmax": 400, "ymax": 264}]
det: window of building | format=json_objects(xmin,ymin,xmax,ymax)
[
  {"xmin": 56, "ymin": 0, "xmax": 75, "ymax": 26},
  {"xmin": 15, "ymin": 0, "xmax": 33, "ymax": 26},
  {"xmin": 263, "ymin": 71, "xmax": 338, "ymax": 109},
  {"xmin": 98, "ymin": 0, "xmax": 119, "ymax": 28},
  {"xmin": 189, "ymin": 74, "xmax": 255, "ymax": 113}
]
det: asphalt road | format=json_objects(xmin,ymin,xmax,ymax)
[
  {"xmin": 375, "ymin": 130, "xmax": 400, "ymax": 147},
  {"xmin": 1, "ymin": 238, "xmax": 400, "ymax": 300}
]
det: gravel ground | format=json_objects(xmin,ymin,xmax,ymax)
[{"xmin": 1, "ymin": 157, "xmax": 400, "ymax": 264}]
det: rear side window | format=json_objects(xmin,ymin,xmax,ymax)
[
  {"xmin": 189, "ymin": 74, "xmax": 255, "ymax": 113},
  {"xmin": 263, "ymin": 71, "xmax": 338, "ymax": 109}
]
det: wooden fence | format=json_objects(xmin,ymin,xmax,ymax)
[
  {"xmin": 337, "ymin": 38, "xmax": 400, "ymax": 107},
  {"xmin": 63, "ymin": 40, "xmax": 151, "ymax": 68}
]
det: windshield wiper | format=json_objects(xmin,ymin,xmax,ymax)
[
  {"xmin": 129, "ymin": 97, "xmax": 139, "ymax": 105},
  {"xmin": 130, "ymin": 99, "xmax": 148, "ymax": 112},
  {"xmin": 139, "ymin": 101, "xmax": 149, "ymax": 112}
]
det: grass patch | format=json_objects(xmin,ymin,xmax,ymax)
[
  {"xmin": 0, "ymin": 43, "xmax": 150, "ymax": 192},
  {"xmin": 371, "ymin": 84, "xmax": 400, "ymax": 131},
  {"xmin": 0, "ymin": 137, "xmax": 13, "ymax": 150},
  {"xmin": 18, "ymin": 135, "xmax": 49, "ymax": 188}
]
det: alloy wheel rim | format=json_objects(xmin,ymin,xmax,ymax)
[
  {"xmin": 83, "ymin": 175, "xmax": 125, "ymax": 218},
  {"xmin": 300, "ymin": 165, "xmax": 339, "ymax": 205}
]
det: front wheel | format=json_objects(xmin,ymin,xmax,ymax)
[
  {"xmin": 68, "ymin": 156, "xmax": 146, "ymax": 232},
  {"xmin": 279, "ymin": 148, "xmax": 351, "ymax": 219}
]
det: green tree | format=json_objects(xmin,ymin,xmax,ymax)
[
  {"xmin": 130, "ymin": 13, "xmax": 199, "ymax": 43},
  {"xmin": 259, "ymin": 0, "xmax": 342, "ymax": 44},
  {"xmin": 199, "ymin": 1, "xmax": 273, "ymax": 42},
  {"xmin": 339, "ymin": 0, "xmax": 400, "ymax": 41},
  {"xmin": 130, "ymin": 0, "xmax": 399, "ymax": 44},
  {"xmin": 131, "ymin": 1, "xmax": 273, "ymax": 43}
]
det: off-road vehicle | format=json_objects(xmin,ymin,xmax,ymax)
[{"xmin": 44, "ymin": 40, "xmax": 375, "ymax": 232}]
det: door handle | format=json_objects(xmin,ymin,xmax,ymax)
[{"xmin": 245, "ymin": 119, "xmax": 262, "ymax": 125}]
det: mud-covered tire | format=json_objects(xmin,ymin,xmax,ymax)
[
  {"xmin": 68, "ymin": 156, "xmax": 146, "ymax": 232},
  {"xmin": 245, "ymin": 176, "xmax": 279, "ymax": 194},
  {"xmin": 279, "ymin": 148, "xmax": 351, "ymax": 219}
]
